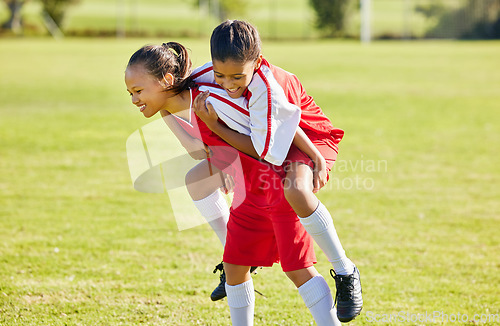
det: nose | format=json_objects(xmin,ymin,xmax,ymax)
[
  {"xmin": 131, "ymin": 93, "xmax": 139, "ymax": 105},
  {"xmin": 224, "ymin": 81, "xmax": 234, "ymax": 89},
  {"xmin": 221, "ymin": 79, "xmax": 234, "ymax": 89}
]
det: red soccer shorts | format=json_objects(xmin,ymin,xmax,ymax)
[
  {"xmin": 283, "ymin": 131, "xmax": 340, "ymax": 173},
  {"xmin": 223, "ymin": 190, "xmax": 316, "ymax": 272}
]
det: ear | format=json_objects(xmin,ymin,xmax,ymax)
[
  {"xmin": 161, "ymin": 73, "xmax": 174, "ymax": 88},
  {"xmin": 254, "ymin": 54, "xmax": 263, "ymax": 70}
]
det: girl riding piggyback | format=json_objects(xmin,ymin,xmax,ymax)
[{"xmin": 191, "ymin": 20, "xmax": 362, "ymax": 323}]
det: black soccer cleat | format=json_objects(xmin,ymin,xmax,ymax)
[
  {"xmin": 210, "ymin": 263, "xmax": 260, "ymax": 301},
  {"xmin": 211, "ymin": 262, "xmax": 226, "ymax": 301},
  {"xmin": 331, "ymin": 266, "xmax": 363, "ymax": 322}
]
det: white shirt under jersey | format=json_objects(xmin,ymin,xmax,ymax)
[{"xmin": 192, "ymin": 62, "xmax": 300, "ymax": 166}]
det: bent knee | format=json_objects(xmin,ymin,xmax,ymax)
[
  {"xmin": 185, "ymin": 167, "xmax": 201, "ymax": 192},
  {"xmin": 185, "ymin": 162, "xmax": 221, "ymax": 200},
  {"xmin": 285, "ymin": 266, "xmax": 319, "ymax": 288},
  {"xmin": 283, "ymin": 180, "xmax": 311, "ymax": 203}
]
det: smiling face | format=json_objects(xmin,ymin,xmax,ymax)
[
  {"xmin": 212, "ymin": 57, "xmax": 262, "ymax": 99},
  {"xmin": 125, "ymin": 64, "xmax": 169, "ymax": 118}
]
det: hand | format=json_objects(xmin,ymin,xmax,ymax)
[
  {"xmin": 312, "ymin": 156, "xmax": 328, "ymax": 193},
  {"xmin": 193, "ymin": 91, "xmax": 219, "ymax": 130},
  {"xmin": 220, "ymin": 172, "xmax": 235, "ymax": 195}
]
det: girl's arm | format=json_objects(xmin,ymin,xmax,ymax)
[
  {"xmin": 194, "ymin": 93, "xmax": 327, "ymax": 192},
  {"xmin": 160, "ymin": 110, "xmax": 210, "ymax": 160},
  {"xmin": 160, "ymin": 110, "xmax": 236, "ymax": 195},
  {"xmin": 193, "ymin": 92, "xmax": 259, "ymax": 159},
  {"xmin": 208, "ymin": 122, "xmax": 259, "ymax": 159}
]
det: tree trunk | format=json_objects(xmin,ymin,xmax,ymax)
[{"xmin": 2, "ymin": 0, "xmax": 24, "ymax": 33}]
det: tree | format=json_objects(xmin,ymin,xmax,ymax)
[
  {"xmin": 39, "ymin": 0, "xmax": 80, "ymax": 28},
  {"xmin": 194, "ymin": 0, "xmax": 247, "ymax": 21},
  {"xmin": 1, "ymin": 0, "xmax": 80, "ymax": 33},
  {"xmin": 309, "ymin": 0, "xmax": 353, "ymax": 37},
  {"xmin": 1, "ymin": 0, "xmax": 27, "ymax": 33},
  {"xmin": 416, "ymin": 0, "xmax": 500, "ymax": 39}
]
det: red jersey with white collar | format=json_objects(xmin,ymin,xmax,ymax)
[{"xmin": 191, "ymin": 59, "xmax": 344, "ymax": 165}]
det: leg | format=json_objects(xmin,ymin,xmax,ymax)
[
  {"xmin": 185, "ymin": 159, "xmax": 225, "ymax": 201},
  {"xmin": 283, "ymin": 162, "xmax": 318, "ymax": 217},
  {"xmin": 284, "ymin": 162, "xmax": 355, "ymax": 275},
  {"xmin": 285, "ymin": 266, "xmax": 341, "ymax": 326},
  {"xmin": 186, "ymin": 160, "xmax": 230, "ymax": 301},
  {"xmin": 224, "ymin": 263, "xmax": 251, "ymax": 285},
  {"xmin": 224, "ymin": 263, "xmax": 254, "ymax": 326},
  {"xmin": 285, "ymin": 265, "xmax": 318, "ymax": 288},
  {"xmin": 285, "ymin": 163, "xmax": 362, "ymax": 322},
  {"xmin": 186, "ymin": 160, "xmax": 229, "ymax": 246},
  {"xmin": 270, "ymin": 194, "xmax": 338, "ymax": 325}
]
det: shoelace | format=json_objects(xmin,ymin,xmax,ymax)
[
  {"xmin": 213, "ymin": 263, "xmax": 266, "ymax": 297},
  {"xmin": 213, "ymin": 262, "xmax": 224, "ymax": 280},
  {"xmin": 330, "ymin": 269, "xmax": 355, "ymax": 302},
  {"xmin": 213, "ymin": 262, "xmax": 224, "ymax": 273}
]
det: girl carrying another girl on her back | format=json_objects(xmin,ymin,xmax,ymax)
[{"xmin": 124, "ymin": 41, "xmax": 341, "ymax": 325}]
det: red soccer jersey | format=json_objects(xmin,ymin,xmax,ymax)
[
  {"xmin": 258, "ymin": 58, "xmax": 344, "ymax": 141},
  {"xmin": 172, "ymin": 86, "xmax": 287, "ymax": 205},
  {"xmin": 192, "ymin": 59, "xmax": 344, "ymax": 165}
]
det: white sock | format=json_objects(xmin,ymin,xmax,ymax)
[
  {"xmin": 300, "ymin": 202, "xmax": 355, "ymax": 275},
  {"xmin": 298, "ymin": 275, "xmax": 341, "ymax": 326},
  {"xmin": 193, "ymin": 190, "xmax": 229, "ymax": 247},
  {"xmin": 226, "ymin": 279, "xmax": 255, "ymax": 326}
]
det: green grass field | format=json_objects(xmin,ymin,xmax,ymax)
[{"xmin": 0, "ymin": 37, "xmax": 499, "ymax": 325}]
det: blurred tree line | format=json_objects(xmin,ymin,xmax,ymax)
[
  {"xmin": 309, "ymin": 0, "xmax": 351, "ymax": 37},
  {"xmin": 2, "ymin": 0, "xmax": 79, "ymax": 33},
  {"xmin": 416, "ymin": 0, "xmax": 500, "ymax": 39},
  {"xmin": 1, "ymin": 0, "xmax": 500, "ymax": 39},
  {"xmin": 307, "ymin": 0, "xmax": 500, "ymax": 39},
  {"xmin": 194, "ymin": 0, "xmax": 247, "ymax": 21},
  {"xmin": 312, "ymin": 0, "xmax": 500, "ymax": 39}
]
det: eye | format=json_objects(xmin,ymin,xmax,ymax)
[
  {"xmin": 136, "ymin": 90, "xmax": 142, "ymax": 94},
  {"xmin": 233, "ymin": 76, "xmax": 242, "ymax": 80}
]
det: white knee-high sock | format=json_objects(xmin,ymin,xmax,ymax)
[
  {"xmin": 226, "ymin": 279, "xmax": 255, "ymax": 326},
  {"xmin": 193, "ymin": 190, "xmax": 229, "ymax": 247},
  {"xmin": 299, "ymin": 202, "xmax": 355, "ymax": 275},
  {"xmin": 298, "ymin": 275, "xmax": 341, "ymax": 326}
]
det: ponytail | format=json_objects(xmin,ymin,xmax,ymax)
[{"xmin": 127, "ymin": 42, "xmax": 195, "ymax": 95}]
